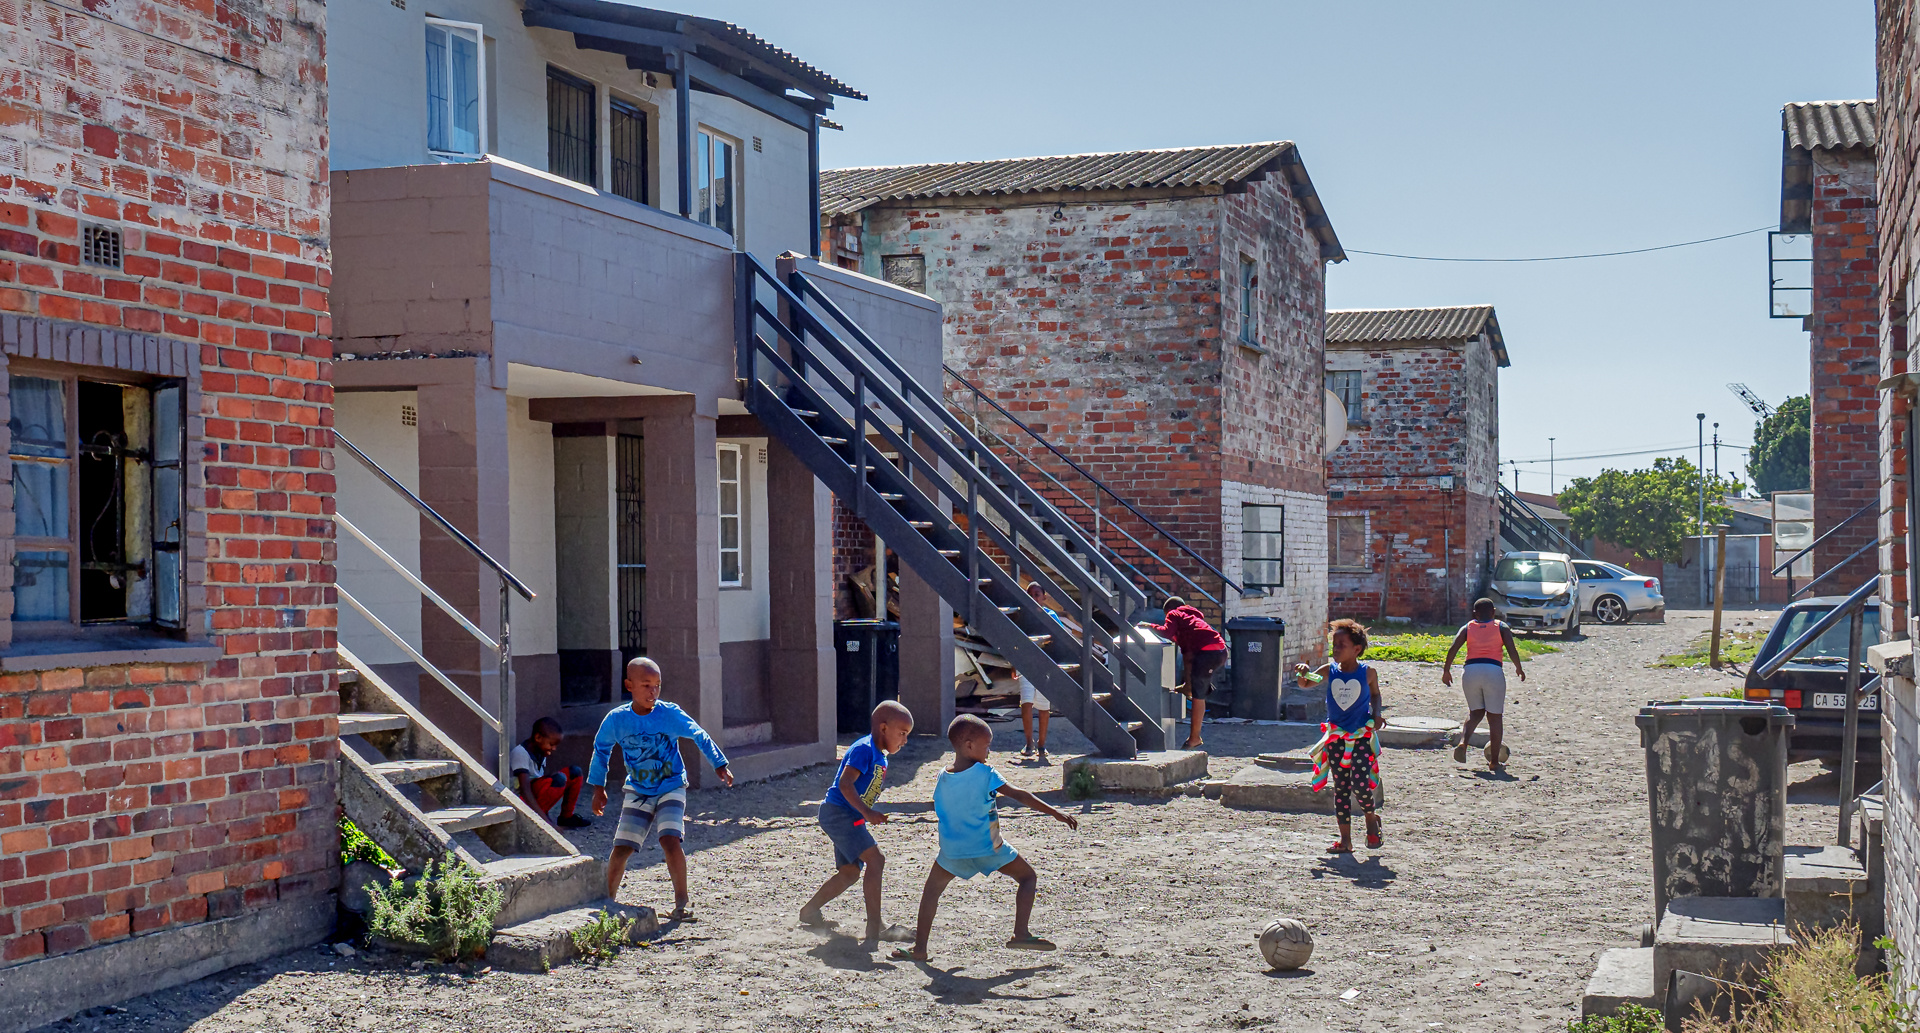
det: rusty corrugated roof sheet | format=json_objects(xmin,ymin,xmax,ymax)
[
  {"xmin": 1326, "ymin": 305, "xmax": 1509, "ymax": 367},
  {"xmin": 1783, "ymin": 100, "xmax": 1876, "ymax": 152},
  {"xmin": 822, "ymin": 142, "xmax": 1343, "ymax": 260}
]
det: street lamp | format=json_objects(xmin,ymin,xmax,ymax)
[
  {"xmin": 1549, "ymin": 437, "xmax": 1556, "ymax": 495},
  {"xmin": 1697, "ymin": 413, "xmax": 1706, "ymax": 603}
]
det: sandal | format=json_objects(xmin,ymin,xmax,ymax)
[
  {"xmin": 1325, "ymin": 841, "xmax": 1352, "ymax": 854},
  {"xmin": 1452, "ymin": 742, "xmax": 1469, "ymax": 764},
  {"xmin": 671, "ymin": 904, "xmax": 697, "ymax": 923},
  {"xmin": 1366, "ymin": 824, "xmax": 1383, "ymax": 850},
  {"xmin": 888, "ymin": 947, "xmax": 926, "ymax": 961},
  {"xmin": 1006, "ymin": 935, "xmax": 1057, "ymax": 951}
]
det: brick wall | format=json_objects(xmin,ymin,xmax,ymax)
[
  {"xmin": 1808, "ymin": 147, "xmax": 1881, "ymax": 591},
  {"xmin": 1877, "ymin": 0, "xmax": 1920, "ymax": 1005},
  {"xmin": 0, "ymin": 0, "xmax": 334, "ymax": 994}
]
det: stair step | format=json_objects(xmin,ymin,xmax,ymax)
[
  {"xmin": 427, "ymin": 805, "xmax": 518, "ymax": 834},
  {"xmin": 1028, "ymin": 634, "xmax": 1053, "ymax": 645},
  {"xmin": 878, "ymin": 493, "xmax": 904, "ymax": 501},
  {"xmin": 1123, "ymin": 721, "xmax": 1145, "ymax": 733},
  {"xmin": 792, "ymin": 409, "xmax": 820, "ymax": 419},
  {"xmin": 339, "ymin": 712, "xmax": 409, "ymax": 736},
  {"xmin": 1057, "ymin": 663, "xmax": 1081, "ymax": 673},
  {"xmin": 939, "ymin": 549, "xmax": 963, "ymax": 558},
  {"xmin": 336, "ymin": 667, "xmax": 360, "ymax": 685},
  {"xmin": 1093, "ymin": 692, "xmax": 1114, "ymax": 704},
  {"xmin": 998, "ymin": 606, "xmax": 1020, "ymax": 614},
  {"xmin": 821, "ymin": 436, "xmax": 849, "ymax": 446},
  {"xmin": 372, "ymin": 759, "xmax": 461, "ymax": 784},
  {"xmin": 908, "ymin": 520, "xmax": 936, "ymax": 529}
]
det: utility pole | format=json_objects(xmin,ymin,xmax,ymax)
[
  {"xmin": 1697, "ymin": 413, "xmax": 1707, "ymax": 605},
  {"xmin": 1549, "ymin": 437, "xmax": 1556, "ymax": 495}
]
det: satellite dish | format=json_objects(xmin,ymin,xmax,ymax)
[{"xmin": 1324, "ymin": 389, "xmax": 1348, "ymax": 452}]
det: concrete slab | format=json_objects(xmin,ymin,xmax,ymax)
[
  {"xmin": 1654, "ymin": 897, "xmax": 1792, "ymax": 994},
  {"xmin": 1062, "ymin": 750, "xmax": 1207, "ymax": 791},
  {"xmin": 488, "ymin": 900, "xmax": 659, "ymax": 973},
  {"xmin": 1581, "ymin": 947, "xmax": 1656, "ymax": 1017},
  {"xmin": 1219, "ymin": 765, "xmax": 1331, "ymax": 813},
  {"xmin": 1447, "ymin": 727, "xmax": 1492, "ymax": 748},
  {"xmin": 1378, "ymin": 716, "xmax": 1458, "ymax": 748},
  {"xmin": 1783, "ymin": 844, "xmax": 1869, "ymax": 934},
  {"xmin": 1255, "ymin": 750, "xmax": 1315, "ymax": 771}
]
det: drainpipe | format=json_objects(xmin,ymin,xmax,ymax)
[{"xmin": 808, "ymin": 114, "xmax": 821, "ymax": 258}]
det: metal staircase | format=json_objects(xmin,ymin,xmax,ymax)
[
  {"xmin": 739, "ymin": 253, "xmax": 1161, "ymax": 757},
  {"xmin": 1497, "ymin": 483, "xmax": 1590, "ymax": 558}
]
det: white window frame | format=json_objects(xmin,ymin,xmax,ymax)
[
  {"xmin": 1241, "ymin": 503, "xmax": 1285, "ymax": 589},
  {"xmin": 1328, "ymin": 512, "xmax": 1371, "ymax": 572},
  {"xmin": 425, "ymin": 18, "xmax": 488, "ymax": 160},
  {"xmin": 717, "ymin": 443, "xmax": 744, "ymax": 588},
  {"xmin": 694, "ymin": 127, "xmax": 740, "ymax": 243}
]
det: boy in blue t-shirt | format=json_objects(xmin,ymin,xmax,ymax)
[
  {"xmin": 798, "ymin": 700, "xmax": 915, "ymax": 942},
  {"xmin": 890, "ymin": 714, "xmax": 1079, "ymax": 962}
]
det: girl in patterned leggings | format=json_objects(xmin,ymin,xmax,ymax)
[{"xmin": 1295, "ymin": 618, "xmax": 1384, "ymax": 853}]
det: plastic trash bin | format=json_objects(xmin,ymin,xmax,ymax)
[
  {"xmin": 834, "ymin": 619, "xmax": 900, "ymax": 734},
  {"xmin": 1225, "ymin": 616, "xmax": 1286, "ymax": 720},
  {"xmin": 1635, "ymin": 698, "xmax": 1795, "ymax": 919}
]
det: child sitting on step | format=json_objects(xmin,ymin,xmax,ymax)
[
  {"xmin": 1294, "ymin": 618, "xmax": 1384, "ymax": 854},
  {"xmin": 511, "ymin": 716, "xmax": 589, "ymax": 828}
]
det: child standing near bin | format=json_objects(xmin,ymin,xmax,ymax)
[{"xmin": 1294, "ymin": 619, "xmax": 1383, "ymax": 853}]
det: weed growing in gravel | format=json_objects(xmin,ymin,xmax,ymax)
[
  {"xmin": 339, "ymin": 817, "xmax": 397, "ymax": 869},
  {"xmin": 1651, "ymin": 629, "xmax": 1764, "ymax": 669},
  {"xmin": 1354, "ymin": 627, "xmax": 1560, "ymax": 664},
  {"xmin": 1065, "ymin": 766, "xmax": 1101, "ymax": 801},
  {"xmin": 368, "ymin": 858, "xmax": 502, "ymax": 961},
  {"xmin": 1566, "ymin": 1003, "xmax": 1661, "ymax": 1032},
  {"xmin": 1676, "ymin": 926, "xmax": 1912, "ymax": 1033},
  {"xmin": 571, "ymin": 909, "xmax": 635, "ymax": 963}
]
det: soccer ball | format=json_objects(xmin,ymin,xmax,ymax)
[{"xmin": 1258, "ymin": 918, "xmax": 1314, "ymax": 970}]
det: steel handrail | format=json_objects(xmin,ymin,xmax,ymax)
[
  {"xmin": 336, "ymin": 513, "xmax": 499, "ymax": 650},
  {"xmin": 336, "ymin": 432, "xmax": 536, "ymax": 602},
  {"xmin": 1498, "ymin": 483, "xmax": 1591, "ymax": 559},
  {"xmin": 1771, "ymin": 499, "xmax": 1876, "ymax": 576},
  {"xmin": 950, "ymin": 404, "xmax": 1221, "ymax": 610},
  {"xmin": 1753, "ymin": 575, "xmax": 1878, "ymax": 679},
  {"xmin": 337, "ymin": 586, "xmax": 501, "ymax": 732},
  {"xmin": 944, "ymin": 366, "xmax": 1246, "ymax": 597},
  {"xmin": 1791, "ymin": 536, "xmax": 1882, "ymax": 599}
]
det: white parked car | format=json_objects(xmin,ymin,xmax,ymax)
[
  {"xmin": 1571, "ymin": 559, "xmax": 1665, "ymax": 624},
  {"xmin": 1490, "ymin": 551, "xmax": 1580, "ymax": 637}
]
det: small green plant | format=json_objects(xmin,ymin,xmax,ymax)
[
  {"xmin": 570, "ymin": 908, "xmax": 635, "ymax": 963},
  {"xmin": 1677, "ymin": 924, "xmax": 1911, "ymax": 1032},
  {"xmin": 1350, "ymin": 627, "xmax": 1560, "ymax": 664},
  {"xmin": 1065, "ymin": 766, "xmax": 1100, "ymax": 801},
  {"xmin": 1651, "ymin": 629, "xmax": 1764, "ymax": 669},
  {"xmin": 339, "ymin": 816, "xmax": 398, "ymax": 869},
  {"xmin": 367, "ymin": 858, "xmax": 503, "ymax": 961},
  {"xmin": 1566, "ymin": 1003, "xmax": 1661, "ymax": 1033}
]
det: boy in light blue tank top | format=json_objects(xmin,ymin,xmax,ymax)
[{"xmin": 1294, "ymin": 618, "xmax": 1384, "ymax": 853}]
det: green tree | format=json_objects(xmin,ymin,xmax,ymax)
[
  {"xmin": 1748, "ymin": 395, "xmax": 1811, "ymax": 496},
  {"xmin": 1556, "ymin": 458, "xmax": 1741, "ymax": 563}
]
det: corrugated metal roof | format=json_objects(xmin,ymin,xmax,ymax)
[
  {"xmin": 1783, "ymin": 100, "xmax": 1876, "ymax": 152},
  {"xmin": 822, "ymin": 142, "xmax": 1343, "ymax": 260},
  {"xmin": 526, "ymin": 0, "xmax": 863, "ymax": 100},
  {"xmin": 1326, "ymin": 305, "xmax": 1510, "ymax": 367},
  {"xmin": 822, "ymin": 142, "xmax": 1294, "ymax": 213}
]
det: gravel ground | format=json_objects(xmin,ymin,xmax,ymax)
[{"xmin": 43, "ymin": 607, "xmax": 1872, "ymax": 1033}]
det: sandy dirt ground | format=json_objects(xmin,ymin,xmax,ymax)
[{"xmin": 39, "ymin": 607, "xmax": 1876, "ymax": 1033}]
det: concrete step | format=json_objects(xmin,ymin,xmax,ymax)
[
  {"xmin": 371, "ymin": 759, "xmax": 459, "ymax": 784},
  {"xmin": 1061, "ymin": 750, "xmax": 1206, "ymax": 791},
  {"xmin": 1377, "ymin": 716, "xmax": 1458, "ymax": 748},
  {"xmin": 427, "ymin": 805, "xmax": 517, "ymax": 834},
  {"xmin": 1254, "ymin": 751, "xmax": 1314, "ymax": 771},
  {"xmin": 480, "ymin": 853, "xmax": 605, "ymax": 928},
  {"xmin": 340, "ymin": 712, "xmax": 409, "ymax": 736},
  {"xmin": 488, "ymin": 900, "xmax": 659, "ymax": 972},
  {"xmin": 1220, "ymin": 763, "xmax": 1386, "ymax": 813},
  {"xmin": 1654, "ymin": 897, "xmax": 1792, "ymax": 997},
  {"xmin": 1581, "ymin": 947, "xmax": 1656, "ymax": 1017},
  {"xmin": 1783, "ymin": 844, "xmax": 1869, "ymax": 934}
]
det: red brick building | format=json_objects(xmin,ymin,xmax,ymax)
[
  {"xmin": 821, "ymin": 143, "xmax": 1345, "ymax": 664},
  {"xmin": 1782, "ymin": 101, "xmax": 1882, "ymax": 596},
  {"xmin": 0, "ymin": 0, "xmax": 334, "ymax": 1024},
  {"xmin": 1324, "ymin": 306, "xmax": 1506, "ymax": 624}
]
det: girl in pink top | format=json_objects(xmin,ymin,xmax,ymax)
[{"xmin": 1440, "ymin": 598, "xmax": 1527, "ymax": 770}]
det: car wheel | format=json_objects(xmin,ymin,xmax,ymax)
[
  {"xmin": 1560, "ymin": 611, "xmax": 1578, "ymax": 639},
  {"xmin": 1594, "ymin": 595, "xmax": 1629, "ymax": 624}
]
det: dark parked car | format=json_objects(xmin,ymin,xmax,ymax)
[{"xmin": 1743, "ymin": 596, "xmax": 1881, "ymax": 759}]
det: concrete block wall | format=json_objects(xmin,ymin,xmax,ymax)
[
  {"xmin": 0, "ymin": 0, "xmax": 335, "ymax": 1009},
  {"xmin": 1809, "ymin": 147, "xmax": 1881, "ymax": 593},
  {"xmin": 1219, "ymin": 482, "xmax": 1327, "ymax": 667}
]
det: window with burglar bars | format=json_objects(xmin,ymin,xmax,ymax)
[
  {"xmin": 547, "ymin": 67, "xmax": 596, "ymax": 187},
  {"xmin": 610, "ymin": 98, "xmax": 649, "ymax": 205},
  {"xmin": 616, "ymin": 433, "xmax": 646, "ymax": 666},
  {"xmin": 9, "ymin": 371, "xmax": 186, "ymax": 629},
  {"xmin": 1329, "ymin": 514, "xmax": 1370, "ymax": 571},
  {"xmin": 1242, "ymin": 504, "xmax": 1285, "ymax": 589},
  {"xmin": 1326, "ymin": 370, "xmax": 1362, "ymax": 422}
]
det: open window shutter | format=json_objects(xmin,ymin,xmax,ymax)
[{"xmin": 151, "ymin": 381, "xmax": 184, "ymax": 627}]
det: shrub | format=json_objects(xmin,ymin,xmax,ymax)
[
  {"xmin": 339, "ymin": 816, "xmax": 397, "ymax": 869},
  {"xmin": 1677, "ymin": 925, "xmax": 1912, "ymax": 1033},
  {"xmin": 368, "ymin": 858, "xmax": 503, "ymax": 961},
  {"xmin": 1065, "ymin": 766, "xmax": 1100, "ymax": 801},
  {"xmin": 1567, "ymin": 1004, "xmax": 1662, "ymax": 1033},
  {"xmin": 571, "ymin": 908, "xmax": 636, "ymax": 963}
]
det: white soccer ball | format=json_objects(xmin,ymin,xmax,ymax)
[{"xmin": 1258, "ymin": 918, "xmax": 1314, "ymax": 971}]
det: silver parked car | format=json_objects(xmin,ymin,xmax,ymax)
[
  {"xmin": 1490, "ymin": 551, "xmax": 1580, "ymax": 637},
  {"xmin": 1572, "ymin": 559, "xmax": 1665, "ymax": 624}
]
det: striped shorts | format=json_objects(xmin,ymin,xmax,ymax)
[{"xmin": 613, "ymin": 787, "xmax": 687, "ymax": 849}]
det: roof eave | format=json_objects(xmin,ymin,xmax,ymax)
[{"xmin": 1273, "ymin": 146, "xmax": 1344, "ymax": 263}]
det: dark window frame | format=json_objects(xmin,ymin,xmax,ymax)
[
  {"xmin": 1238, "ymin": 257, "xmax": 1258, "ymax": 344},
  {"xmin": 609, "ymin": 96, "xmax": 650, "ymax": 206},
  {"xmin": 1242, "ymin": 503, "xmax": 1286, "ymax": 589},
  {"xmin": 546, "ymin": 65, "xmax": 597, "ymax": 188},
  {"xmin": 1327, "ymin": 370, "xmax": 1363, "ymax": 422}
]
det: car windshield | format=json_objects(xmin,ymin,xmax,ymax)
[
  {"xmin": 1495, "ymin": 558, "xmax": 1568, "ymax": 583},
  {"xmin": 1761, "ymin": 607, "xmax": 1882, "ymax": 663}
]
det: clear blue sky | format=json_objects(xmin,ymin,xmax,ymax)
[{"xmin": 699, "ymin": 0, "xmax": 1874, "ymax": 496}]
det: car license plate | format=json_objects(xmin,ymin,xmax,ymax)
[
  {"xmin": 1810, "ymin": 693, "xmax": 1879, "ymax": 711},
  {"xmin": 1510, "ymin": 617, "xmax": 1540, "ymax": 627}
]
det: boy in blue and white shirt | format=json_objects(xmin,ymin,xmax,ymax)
[
  {"xmin": 798, "ymin": 699, "xmax": 914, "ymax": 943},
  {"xmin": 588, "ymin": 656, "xmax": 731, "ymax": 920}
]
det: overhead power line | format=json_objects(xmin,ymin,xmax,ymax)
[
  {"xmin": 1504, "ymin": 444, "xmax": 1751, "ymax": 466},
  {"xmin": 1349, "ymin": 225, "xmax": 1776, "ymax": 263}
]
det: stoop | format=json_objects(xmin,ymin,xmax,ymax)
[
  {"xmin": 1061, "ymin": 750, "xmax": 1207, "ymax": 791},
  {"xmin": 1653, "ymin": 897, "xmax": 1792, "ymax": 995},
  {"xmin": 1782, "ymin": 844, "xmax": 1870, "ymax": 934},
  {"xmin": 488, "ymin": 900, "xmax": 659, "ymax": 972},
  {"xmin": 1218, "ymin": 763, "xmax": 1386, "ymax": 813},
  {"xmin": 1581, "ymin": 947, "xmax": 1656, "ymax": 1017},
  {"xmin": 1377, "ymin": 716, "xmax": 1459, "ymax": 748}
]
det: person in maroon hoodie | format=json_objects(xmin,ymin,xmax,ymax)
[{"xmin": 1147, "ymin": 596, "xmax": 1228, "ymax": 748}]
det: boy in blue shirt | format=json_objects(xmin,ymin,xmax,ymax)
[
  {"xmin": 588, "ymin": 656, "xmax": 731, "ymax": 920},
  {"xmin": 798, "ymin": 699, "xmax": 914, "ymax": 943},
  {"xmin": 891, "ymin": 714, "xmax": 1079, "ymax": 962}
]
